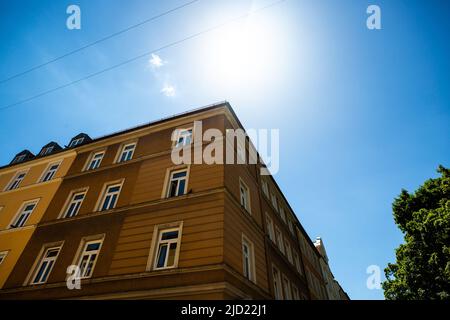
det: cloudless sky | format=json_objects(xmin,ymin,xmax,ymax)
[{"xmin": 0, "ymin": 0, "xmax": 449, "ymax": 299}]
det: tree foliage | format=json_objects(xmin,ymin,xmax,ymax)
[{"xmin": 383, "ymin": 165, "xmax": 450, "ymax": 300}]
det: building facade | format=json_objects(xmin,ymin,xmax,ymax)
[{"xmin": 0, "ymin": 102, "xmax": 347, "ymax": 300}]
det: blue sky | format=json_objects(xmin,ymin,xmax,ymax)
[{"xmin": 0, "ymin": 0, "xmax": 449, "ymax": 299}]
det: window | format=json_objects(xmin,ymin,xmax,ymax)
[
  {"xmin": 294, "ymin": 252, "xmax": 302, "ymax": 274},
  {"xmin": 265, "ymin": 214, "xmax": 275, "ymax": 242},
  {"xmin": 98, "ymin": 183, "xmax": 122, "ymax": 211},
  {"xmin": 86, "ymin": 151, "xmax": 104, "ymax": 170},
  {"xmin": 30, "ymin": 245, "xmax": 61, "ymax": 284},
  {"xmin": 275, "ymin": 227, "xmax": 284, "ymax": 254},
  {"xmin": 76, "ymin": 238, "xmax": 103, "ymax": 279},
  {"xmin": 69, "ymin": 137, "xmax": 84, "ymax": 147},
  {"xmin": 284, "ymin": 238, "xmax": 293, "ymax": 264},
  {"xmin": 292, "ymin": 285, "xmax": 300, "ymax": 300},
  {"xmin": 153, "ymin": 226, "xmax": 182, "ymax": 270},
  {"xmin": 282, "ymin": 275, "xmax": 292, "ymax": 300},
  {"xmin": 272, "ymin": 266, "xmax": 283, "ymax": 300},
  {"xmin": 242, "ymin": 235, "xmax": 256, "ymax": 283},
  {"xmin": 239, "ymin": 179, "xmax": 251, "ymax": 213},
  {"xmin": 41, "ymin": 163, "xmax": 59, "ymax": 182},
  {"xmin": 271, "ymin": 193, "xmax": 278, "ymax": 212},
  {"xmin": 10, "ymin": 201, "xmax": 37, "ymax": 228},
  {"xmin": 166, "ymin": 169, "xmax": 188, "ymax": 197},
  {"xmin": 279, "ymin": 206, "xmax": 286, "ymax": 223},
  {"xmin": 6, "ymin": 172, "xmax": 26, "ymax": 191},
  {"xmin": 12, "ymin": 154, "xmax": 26, "ymax": 164},
  {"xmin": 40, "ymin": 146, "xmax": 54, "ymax": 156},
  {"xmin": 288, "ymin": 219, "xmax": 294, "ymax": 234},
  {"xmin": 0, "ymin": 251, "xmax": 8, "ymax": 265},
  {"xmin": 62, "ymin": 190, "xmax": 87, "ymax": 218},
  {"xmin": 261, "ymin": 179, "xmax": 269, "ymax": 197},
  {"xmin": 174, "ymin": 128, "xmax": 193, "ymax": 148},
  {"xmin": 117, "ymin": 143, "xmax": 136, "ymax": 163}
]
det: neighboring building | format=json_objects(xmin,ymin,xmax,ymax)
[
  {"xmin": 0, "ymin": 102, "xmax": 347, "ymax": 300},
  {"xmin": 0, "ymin": 142, "xmax": 77, "ymax": 288},
  {"xmin": 314, "ymin": 237, "xmax": 348, "ymax": 300}
]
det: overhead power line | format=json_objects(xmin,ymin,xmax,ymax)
[
  {"xmin": 0, "ymin": 0, "xmax": 201, "ymax": 85},
  {"xmin": 0, "ymin": 0, "xmax": 286, "ymax": 112}
]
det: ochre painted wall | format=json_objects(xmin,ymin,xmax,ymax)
[{"xmin": 0, "ymin": 152, "xmax": 76, "ymax": 288}]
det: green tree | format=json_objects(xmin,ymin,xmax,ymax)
[{"xmin": 383, "ymin": 165, "xmax": 450, "ymax": 300}]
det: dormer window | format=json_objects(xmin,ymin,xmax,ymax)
[
  {"xmin": 69, "ymin": 137, "xmax": 84, "ymax": 147},
  {"xmin": 12, "ymin": 154, "xmax": 26, "ymax": 164},
  {"xmin": 40, "ymin": 146, "xmax": 54, "ymax": 156}
]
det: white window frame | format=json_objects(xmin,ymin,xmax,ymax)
[
  {"xmin": 279, "ymin": 206, "xmax": 286, "ymax": 223},
  {"xmin": 294, "ymin": 251, "xmax": 302, "ymax": 274},
  {"xmin": 0, "ymin": 251, "xmax": 8, "ymax": 265},
  {"xmin": 69, "ymin": 137, "xmax": 84, "ymax": 147},
  {"xmin": 85, "ymin": 151, "xmax": 105, "ymax": 171},
  {"xmin": 73, "ymin": 236, "xmax": 104, "ymax": 279},
  {"xmin": 173, "ymin": 128, "xmax": 193, "ymax": 148},
  {"xmin": 116, "ymin": 142, "xmax": 137, "ymax": 163},
  {"xmin": 239, "ymin": 178, "xmax": 251, "ymax": 213},
  {"xmin": 284, "ymin": 238, "xmax": 293, "ymax": 264},
  {"xmin": 5, "ymin": 170, "xmax": 27, "ymax": 191},
  {"xmin": 265, "ymin": 213, "xmax": 275, "ymax": 242},
  {"xmin": 96, "ymin": 181, "xmax": 123, "ymax": 212},
  {"xmin": 41, "ymin": 146, "xmax": 54, "ymax": 156},
  {"xmin": 60, "ymin": 189, "xmax": 88, "ymax": 219},
  {"xmin": 271, "ymin": 193, "xmax": 278, "ymax": 212},
  {"xmin": 40, "ymin": 161, "xmax": 61, "ymax": 183},
  {"xmin": 164, "ymin": 167, "xmax": 189, "ymax": 198},
  {"xmin": 272, "ymin": 265, "xmax": 283, "ymax": 300},
  {"xmin": 29, "ymin": 244, "xmax": 62, "ymax": 285},
  {"xmin": 12, "ymin": 154, "xmax": 26, "ymax": 164},
  {"xmin": 275, "ymin": 226, "xmax": 284, "ymax": 254},
  {"xmin": 147, "ymin": 222, "xmax": 183, "ymax": 271},
  {"xmin": 10, "ymin": 199, "xmax": 39, "ymax": 229},
  {"xmin": 242, "ymin": 234, "xmax": 256, "ymax": 283},
  {"xmin": 282, "ymin": 275, "xmax": 292, "ymax": 300},
  {"xmin": 261, "ymin": 179, "xmax": 269, "ymax": 198}
]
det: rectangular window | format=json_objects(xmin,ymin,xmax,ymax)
[
  {"xmin": 275, "ymin": 227, "xmax": 284, "ymax": 254},
  {"xmin": 62, "ymin": 190, "xmax": 87, "ymax": 218},
  {"xmin": 0, "ymin": 251, "xmax": 8, "ymax": 265},
  {"xmin": 174, "ymin": 128, "xmax": 193, "ymax": 148},
  {"xmin": 294, "ymin": 252, "xmax": 302, "ymax": 274},
  {"xmin": 86, "ymin": 151, "xmax": 104, "ymax": 170},
  {"xmin": 153, "ymin": 226, "xmax": 182, "ymax": 270},
  {"xmin": 98, "ymin": 183, "xmax": 122, "ymax": 211},
  {"xmin": 271, "ymin": 193, "xmax": 278, "ymax": 212},
  {"xmin": 12, "ymin": 154, "xmax": 26, "ymax": 164},
  {"xmin": 288, "ymin": 219, "xmax": 294, "ymax": 234},
  {"xmin": 272, "ymin": 266, "xmax": 283, "ymax": 300},
  {"xmin": 282, "ymin": 275, "xmax": 292, "ymax": 300},
  {"xmin": 239, "ymin": 179, "xmax": 251, "ymax": 213},
  {"xmin": 242, "ymin": 236, "xmax": 256, "ymax": 283},
  {"xmin": 30, "ymin": 245, "xmax": 61, "ymax": 284},
  {"xmin": 6, "ymin": 172, "xmax": 26, "ymax": 191},
  {"xmin": 41, "ymin": 146, "xmax": 54, "ymax": 156},
  {"xmin": 117, "ymin": 143, "xmax": 136, "ymax": 163},
  {"xmin": 41, "ymin": 163, "xmax": 59, "ymax": 182},
  {"xmin": 261, "ymin": 179, "xmax": 269, "ymax": 197},
  {"xmin": 279, "ymin": 206, "xmax": 286, "ymax": 223},
  {"xmin": 10, "ymin": 201, "xmax": 37, "ymax": 228},
  {"xmin": 69, "ymin": 137, "xmax": 84, "ymax": 147},
  {"xmin": 166, "ymin": 169, "xmax": 188, "ymax": 197},
  {"xmin": 292, "ymin": 285, "xmax": 300, "ymax": 300},
  {"xmin": 285, "ymin": 238, "xmax": 293, "ymax": 264},
  {"xmin": 76, "ymin": 239, "xmax": 103, "ymax": 279},
  {"xmin": 265, "ymin": 214, "xmax": 275, "ymax": 242}
]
